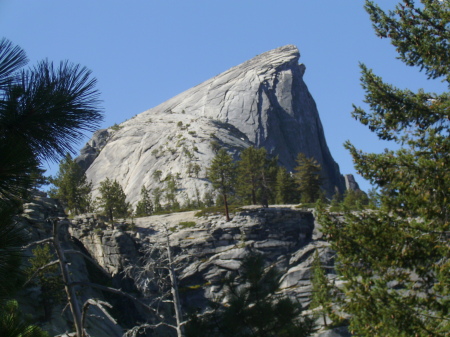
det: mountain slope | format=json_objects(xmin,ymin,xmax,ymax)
[{"xmin": 78, "ymin": 45, "xmax": 345, "ymax": 206}]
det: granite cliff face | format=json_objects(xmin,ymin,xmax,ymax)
[
  {"xmin": 68, "ymin": 207, "xmax": 346, "ymax": 336},
  {"xmin": 79, "ymin": 45, "xmax": 345, "ymax": 206},
  {"xmin": 19, "ymin": 194, "xmax": 349, "ymax": 336}
]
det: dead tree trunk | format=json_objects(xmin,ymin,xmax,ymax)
[
  {"xmin": 165, "ymin": 233, "xmax": 184, "ymax": 337},
  {"xmin": 51, "ymin": 218, "xmax": 84, "ymax": 337}
]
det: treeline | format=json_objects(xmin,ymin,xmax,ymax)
[{"xmin": 50, "ymin": 146, "xmax": 373, "ymax": 223}]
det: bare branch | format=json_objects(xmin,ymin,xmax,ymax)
[
  {"xmin": 22, "ymin": 237, "xmax": 52, "ymax": 249},
  {"xmin": 70, "ymin": 281, "xmax": 158, "ymax": 315},
  {"xmin": 124, "ymin": 322, "xmax": 177, "ymax": 337},
  {"xmin": 23, "ymin": 259, "xmax": 60, "ymax": 287},
  {"xmin": 82, "ymin": 299, "xmax": 117, "ymax": 335}
]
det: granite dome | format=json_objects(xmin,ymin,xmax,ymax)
[{"xmin": 78, "ymin": 45, "xmax": 346, "ymax": 206}]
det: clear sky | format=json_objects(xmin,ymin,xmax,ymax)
[{"xmin": 0, "ymin": 1, "xmax": 446, "ymax": 192}]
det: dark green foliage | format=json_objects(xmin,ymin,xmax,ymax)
[
  {"xmin": 341, "ymin": 189, "xmax": 369, "ymax": 210},
  {"xmin": 192, "ymin": 163, "xmax": 201, "ymax": 178},
  {"xmin": 310, "ymin": 250, "xmax": 333, "ymax": 328},
  {"xmin": 0, "ymin": 38, "xmax": 102, "ymax": 335},
  {"xmin": 29, "ymin": 167, "xmax": 49, "ymax": 190},
  {"xmin": 178, "ymin": 221, "xmax": 196, "ymax": 229},
  {"xmin": 135, "ymin": 186, "xmax": 153, "ymax": 217},
  {"xmin": 294, "ymin": 153, "xmax": 323, "ymax": 203},
  {"xmin": 202, "ymin": 189, "xmax": 215, "ymax": 208},
  {"xmin": 366, "ymin": 187, "xmax": 380, "ymax": 209},
  {"xmin": 236, "ymin": 147, "xmax": 267, "ymax": 205},
  {"xmin": 152, "ymin": 187, "xmax": 163, "ymax": 212},
  {"xmin": 26, "ymin": 245, "xmax": 64, "ymax": 321},
  {"xmin": 210, "ymin": 140, "xmax": 221, "ymax": 154},
  {"xmin": 0, "ymin": 300, "xmax": 49, "ymax": 337},
  {"xmin": 0, "ymin": 205, "xmax": 27, "ymax": 301},
  {"xmin": 320, "ymin": 1, "xmax": 450, "ymax": 336},
  {"xmin": 152, "ymin": 170, "xmax": 162, "ymax": 182},
  {"xmin": 165, "ymin": 174, "xmax": 180, "ymax": 210},
  {"xmin": 186, "ymin": 253, "xmax": 314, "ymax": 337},
  {"xmin": 0, "ymin": 38, "xmax": 102, "ymax": 204},
  {"xmin": 275, "ymin": 166, "xmax": 298, "ymax": 204},
  {"xmin": 49, "ymin": 153, "xmax": 92, "ymax": 214},
  {"xmin": 330, "ymin": 188, "xmax": 343, "ymax": 209},
  {"xmin": 97, "ymin": 178, "xmax": 130, "ymax": 222},
  {"xmin": 208, "ymin": 149, "xmax": 237, "ymax": 221}
]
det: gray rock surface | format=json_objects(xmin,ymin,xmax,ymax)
[
  {"xmin": 80, "ymin": 45, "xmax": 346, "ymax": 207},
  {"xmin": 68, "ymin": 206, "xmax": 348, "ymax": 336},
  {"xmin": 75, "ymin": 128, "xmax": 112, "ymax": 171},
  {"xmin": 16, "ymin": 192, "xmax": 123, "ymax": 337},
  {"xmin": 344, "ymin": 174, "xmax": 361, "ymax": 191},
  {"xmin": 19, "ymin": 193, "xmax": 350, "ymax": 336}
]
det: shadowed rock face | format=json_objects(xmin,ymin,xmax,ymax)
[{"xmin": 79, "ymin": 45, "xmax": 345, "ymax": 206}]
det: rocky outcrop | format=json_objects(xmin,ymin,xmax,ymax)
[
  {"xmin": 75, "ymin": 128, "xmax": 112, "ymax": 171},
  {"xmin": 344, "ymin": 174, "xmax": 361, "ymax": 191},
  {"xmin": 79, "ymin": 45, "xmax": 346, "ymax": 206},
  {"xmin": 16, "ymin": 192, "xmax": 123, "ymax": 337},
  {"xmin": 68, "ymin": 206, "xmax": 346, "ymax": 335},
  {"xmin": 69, "ymin": 213, "xmax": 139, "ymax": 277},
  {"xmin": 18, "ymin": 193, "xmax": 349, "ymax": 336}
]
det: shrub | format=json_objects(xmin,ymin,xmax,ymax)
[{"xmin": 179, "ymin": 221, "xmax": 196, "ymax": 229}]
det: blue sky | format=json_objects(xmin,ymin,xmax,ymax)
[{"xmin": 0, "ymin": 1, "xmax": 446, "ymax": 192}]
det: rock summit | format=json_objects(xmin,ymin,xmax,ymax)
[{"xmin": 78, "ymin": 45, "xmax": 346, "ymax": 205}]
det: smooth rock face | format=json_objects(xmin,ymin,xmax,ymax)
[
  {"xmin": 81, "ymin": 45, "xmax": 345, "ymax": 206},
  {"xmin": 344, "ymin": 174, "xmax": 361, "ymax": 191}
]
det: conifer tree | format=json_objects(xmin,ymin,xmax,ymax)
[
  {"xmin": 135, "ymin": 186, "xmax": 153, "ymax": 217},
  {"xmin": 275, "ymin": 166, "xmax": 298, "ymax": 204},
  {"xmin": 341, "ymin": 189, "xmax": 369, "ymax": 210},
  {"xmin": 26, "ymin": 245, "xmax": 64, "ymax": 322},
  {"xmin": 165, "ymin": 174, "xmax": 179, "ymax": 210},
  {"xmin": 310, "ymin": 250, "xmax": 333, "ymax": 328},
  {"xmin": 186, "ymin": 253, "xmax": 314, "ymax": 337},
  {"xmin": 49, "ymin": 153, "xmax": 92, "ymax": 214},
  {"xmin": 293, "ymin": 153, "xmax": 323, "ymax": 203},
  {"xmin": 152, "ymin": 187, "xmax": 163, "ymax": 212},
  {"xmin": 208, "ymin": 149, "xmax": 236, "ymax": 221},
  {"xmin": 320, "ymin": 1, "xmax": 450, "ymax": 336},
  {"xmin": 97, "ymin": 178, "xmax": 130, "ymax": 222},
  {"xmin": 236, "ymin": 146, "xmax": 267, "ymax": 205},
  {"xmin": 330, "ymin": 188, "xmax": 343, "ymax": 209},
  {"xmin": 0, "ymin": 37, "xmax": 102, "ymax": 335}
]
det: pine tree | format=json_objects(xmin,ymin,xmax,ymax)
[
  {"xmin": 152, "ymin": 187, "xmax": 163, "ymax": 212},
  {"xmin": 236, "ymin": 146, "xmax": 267, "ymax": 205},
  {"xmin": 330, "ymin": 188, "xmax": 343, "ymax": 209},
  {"xmin": 310, "ymin": 250, "xmax": 333, "ymax": 328},
  {"xmin": 208, "ymin": 149, "xmax": 236, "ymax": 221},
  {"xmin": 165, "ymin": 174, "xmax": 179, "ymax": 210},
  {"xmin": 320, "ymin": 1, "xmax": 450, "ymax": 336},
  {"xmin": 186, "ymin": 253, "xmax": 314, "ymax": 337},
  {"xmin": 26, "ymin": 245, "xmax": 64, "ymax": 322},
  {"xmin": 0, "ymin": 38, "xmax": 102, "ymax": 205},
  {"xmin": 97, "ymin": 178, "xmax": 130, "ymax": 222},
  {"xmin": 49, "ymin": 153, "xmax": 92, "ymax": 214},
  {"xmin": 0, "ymin": 300, "xmax": 49, "ymax": 337},
  {"xmin": 0, "ymin": 37, "xmax": 102, "ymax": 334},
  {"xmin": 293, "ymin": 153, "xmax": 323, "ymax": 203},
  {"xmin": 135, "ymin": 186, "xmax": 153, "ymax": 217},
  {"xmin": 341, "ymin": 189, "xmax": 369, "ymax": 211},
  {"xmin": 275, "ymin": 166, "xmax": 298, "ymax": 204}
]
